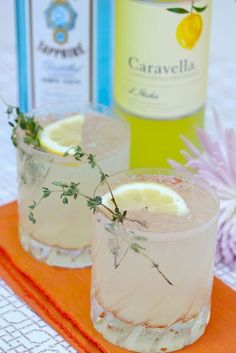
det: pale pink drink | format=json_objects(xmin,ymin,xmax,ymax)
[
  {"xmin": 17, "ymin": 104, "xmax": 129, "ymax": 268},
  {"xmin": 91, "ymin": 169, "xmax": 219, "ymax": 353}
]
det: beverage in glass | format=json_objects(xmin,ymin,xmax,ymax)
[
  {"xmin": 91, "ymin": 169, "xmax": 219, "ymax": 352},
  {"xmin": 17, "ymin": 104, "xmax": 129, "ymax": 268}
]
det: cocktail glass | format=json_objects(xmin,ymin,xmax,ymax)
[
  {"xmin": 91, "ymin": 169, "xmax": 219, "ymax": 353},
  {"xmin": 17, "ymin": 103, "xmax": 130, "ymax": 268}
]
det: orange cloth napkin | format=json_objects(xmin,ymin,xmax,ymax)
[{"xmin": 0, "ymin": 202, "xmax": 236, "ymax": 353}]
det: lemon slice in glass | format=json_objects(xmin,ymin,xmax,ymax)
[
  {"xmin": 39, "ymin": 114, "xmax": 85, "ymax": 156},
  {"xmin": 102, "ymin": 182, "xmax": 189, "ymax": 216}
]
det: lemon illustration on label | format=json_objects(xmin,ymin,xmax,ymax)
[
  {"xmin": 167, "ymin": 2, "xmax": 207, "ymax": 50},
  {"xmin": 176, "ymin": 13, "xmax": 202, "ymax": 49}
]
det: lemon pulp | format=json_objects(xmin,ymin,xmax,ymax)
[
  {"xmin": 102, "ymin": 182, "xmax": 189, "ymax": 216},
  {"xmin": 39, "ymin": 114, "xmax": 85, "ymax": 156}
]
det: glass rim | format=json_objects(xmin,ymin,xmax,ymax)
[
  {"xmin": 95, "ymin": 167, "xmax": 220, "ymax": 242},
  {"xmin": 16, "ymin": 101, "xmax": 130, "ymax": 165}
]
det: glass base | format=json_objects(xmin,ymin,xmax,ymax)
[
  {"xmin": 20, "ymin": 231, "xmax": 92, "ymax": 268},
  {"xmin": 91, "ymin": 296, "xmax": 210, "ymax": 353}
]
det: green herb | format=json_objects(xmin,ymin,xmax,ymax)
[
  {"xmin": 87, "ymin": 196, "xmax": 103, "ymax": 213},
  {"xmin": 106, "ymin": 225, "xmax": 173, "ymax": 285},
  {"xmin": 2, "ymin": 101, "xmax": 172, "ymax": 284},
  {"xmin": 3, "ymin": 100, "xmax": 42, "ymax": 148},
  {"xmin": 28, "ymin": 146, "xmax": 173, "ymax": 286},
  {"xmin": 28, "ymin": 147, "xmax": 129, "ymax": 225},
  {"xmin": 131, "ymin": 243, "xmax": 173, "ymax": 286},
  {"xmin": 28, "ymin": 201, "xmax": 37, "ymax": 224},
  {"xmin": 64, "ymin": 147, "xmax": 124, "ymax": 222}
]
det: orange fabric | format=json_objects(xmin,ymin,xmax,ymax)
[{"xmin": 0, "ymin": 202, "xmax": 236, "ymax": 353}]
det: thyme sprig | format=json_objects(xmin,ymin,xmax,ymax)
[
  {"xmin": 106, "ymin": 224, "xmax": 173, "ymax": 285},
  {"xmin": 28, "ymin": 181, "xmax": 99, "ymax": 224},
  {"xmin": 131, "ymin": 243, "xmax": 173, "ymax": 286},
  {"xmin": 28, "ymin": 180, "xmax": 119, "ymax": 225},
  {"xmin": 64, "ymin": 146, "xmax": 128, "ymax": 223},
  {"xmin": 1, "ymin": 101, "xmax": 173, "ymax": 286},
  {"xmin": 28, "ymin": 146, "xmax": 173, "ymax": 286},
  {"xmin": 3, "ymin": 100, "xmax": 42, "ymax": 148},
  {"xmin": 28, "ymin": 146, "xmax": 128, "ymax": 225}
]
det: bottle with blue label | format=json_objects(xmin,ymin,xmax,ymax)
[{"xmin": 15, "ymin": 0, "xmax": 113, "ymax": 112}]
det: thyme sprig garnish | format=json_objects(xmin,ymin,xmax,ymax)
[
  {"xmin": 3, "ymin": 100, "xmax": 42, "ymax": 148},
  {"xmin": 1, "ymin": 100, "xmax": 173, "ymax": 286},
  {"xmin": 29, "ymin": 146, "xmax": 143, "ymax": 225},
  {"xmin": 64, "ymin": 147, "xmax": 125, "ymax": 223},
  {"xmin": 131, "ymin": 243, "xmax": 173, "ymax": 286},
  {"xmin": 28, "ymin": 146, "xmax": 173, "ymax": 286},
  {"xmin": 106, "ymin": 224, "xmax": 173, "ymax": 285},
  {"xmin": 28, "ymin": 180, "xmax": 119, "ymax": 225}
]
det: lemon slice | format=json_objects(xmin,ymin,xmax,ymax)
[
  {"xmin": 40, "ymin": 114, "xmax": 85, "ymax": 156},
  {"xmin": 102, "ymin": 182, "xmax": 189, "ymax": 216}
]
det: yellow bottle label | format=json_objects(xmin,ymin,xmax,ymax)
[{"xmin": 114, "ymin": 0, "xmax": 212, "ymax": 119}]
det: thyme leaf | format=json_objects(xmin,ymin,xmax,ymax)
[{"xmin": 3, "ymin": 101, "xmax": 42, "ymax": 148}]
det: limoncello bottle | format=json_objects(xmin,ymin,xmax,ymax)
[{"xmin": 114, "ymin": 0, "xmax": 212, "ymax": 167}]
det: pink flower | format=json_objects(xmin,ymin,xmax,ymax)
[{"xmin": 169, "ymin": 113, "xmax": 236, "ymax": 270}]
